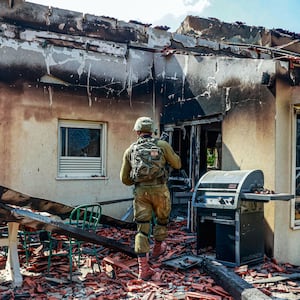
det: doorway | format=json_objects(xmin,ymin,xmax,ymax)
[{"xmin": 164, "ymin": 121, "xmax": 222, "ymax": 189}]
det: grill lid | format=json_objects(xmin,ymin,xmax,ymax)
[
  {"xmin": 192, "ymin": 170, "xmax": 264, "ymax": 210},
  {"xmin": 192, "ymin": 169, "xmax": 293, "ymax": 210},
  {"xmin": 198, "ymin": 169, "xmax": 264, "ymax": 192}
]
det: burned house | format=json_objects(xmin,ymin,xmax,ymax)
[
  {"xmin": 166, "ymin": 16, "xmax": 300, "ymax": 266},
  {"xmin": 0, "ymin": 0, "xmax": 300, "ymax": 267}
]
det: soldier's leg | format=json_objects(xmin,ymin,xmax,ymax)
[
  {"xmin": 133, "ymin": 189, "xmax": 153, "ymax": 254},
  {"xmin": 152, "ymin": 184, "xmax": 171, "ymax": 242},
  {"xmin": 133, "ymin": 188, "xmax": 155, "ymax": 280}
]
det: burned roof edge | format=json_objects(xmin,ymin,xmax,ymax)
[
  {"xmin": 0, "ymin": 0, "xmax": 278, "ymax": 60},
  {"xmin": 1, "ymin": 0, "xmax": 300, "ymax": 65}
]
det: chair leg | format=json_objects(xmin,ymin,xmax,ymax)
[
  {"xmin": 76, "ymin": 241, "xmax": 81, "ymax": 264},
  {"xmin": 46, "ymin": 232, "xmax": 54, "ymax": 274},
  {"xmin": 23, "ymin": 233, "xmax": 30, "ymax": 264},
  {"xmin": 69, "ymin": 240, "xmax": 73, "ymax": 282},
  {"xmin": 21, "ymin": 231, "xmax": 36, "ymax": 264},
  {"xmin": 93, "ymin": 246, "xmax": 102, "ymax": 273}
]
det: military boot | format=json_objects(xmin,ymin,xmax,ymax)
[
  {"xmin": 138, "ymin": 255, "xmax": 155, "ymax": 280},
  {"xmin": 151, "ymin": 240, "xmax": 167, "ymax": 258}
]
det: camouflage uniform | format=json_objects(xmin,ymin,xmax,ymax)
[{"xmin": 120, "ymin": 137, "xmax": 181, "ymax": 254}]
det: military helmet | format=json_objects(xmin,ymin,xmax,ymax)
[{"xmin": 133, "ymin": 116, "xmax": 155, "ymax": 133}]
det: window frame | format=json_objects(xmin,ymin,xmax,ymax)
[
  {"xmin": 292, "ymin": 108, "xmax": 300, "ymax": 229},
  {"xmin": 57, "ymin": 120, "xmax": 107, "ymax": 179}
]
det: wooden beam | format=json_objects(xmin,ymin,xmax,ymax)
[
  {"xmin": 0, "ymin": 185, "xmax": 136, "ymax": 229},
  {"xmin": 251, "ymin": 273, "xmax": 300, "ymax": 284},
  {"xmin": 275, "ymin": 39, "xmax": 300, "ymax": 50},
  {"xmin": 0, "ymin": 203, "xmax": 136, "ymax": 257}
]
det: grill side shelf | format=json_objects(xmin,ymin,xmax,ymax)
[{"xmin": 240, "ymin": 193, "xmax": 294, "ymax": 202}]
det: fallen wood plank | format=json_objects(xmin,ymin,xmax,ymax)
[
  {"xmin": 251, "ymin": 273, "xmax": 300, "ymax": 284},
  {"xmin": 0, "ymin": 203, "xmax": 136, "ymax": 257}
]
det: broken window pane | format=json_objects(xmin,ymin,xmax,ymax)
[{"xmin": 60, "ymin": 127, "xmax": 100, "ymax": 157}]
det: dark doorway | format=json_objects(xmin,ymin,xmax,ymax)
[{"xmin": 169, "ymin": 122, "xmax": 221, "ymax": 188}]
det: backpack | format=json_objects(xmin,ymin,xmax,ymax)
[{"xmin": 130, "ymin": 137, "xmax": 166, "ymax": 183}]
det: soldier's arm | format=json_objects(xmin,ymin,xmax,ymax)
[
  {"xmin": 120, "ymin": 148, "xmax": 134, "ymax": 186},
  {"xmin": 158, "ymin": 140, "xmax": 182, "ymax": 170}
]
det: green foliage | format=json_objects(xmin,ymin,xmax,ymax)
[{"xmin": 207, "ymin": 148, "xmax": 216, "ymax": 167}]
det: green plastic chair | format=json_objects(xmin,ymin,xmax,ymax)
[
  {"xmin": 47, "ymin": 204, "xmax": 102, "ymax": 281},
  {"xmin": 19, "ymin": 227, "xmax": 47, "ymax": 264}
]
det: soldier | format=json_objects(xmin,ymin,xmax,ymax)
[{"xmin": 120, "ymin": 116, "xmax": 181, "ymax": 280}]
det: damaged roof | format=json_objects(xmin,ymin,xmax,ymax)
[
  {"xmin": 0, "ymin": 0, "xmax": 299, "ymax": 111},
  {"xmin": 177, "ymin": 15, "xmax": 300, "ymax": 59},
  {"xmin": 1, "ymin": 1, "xmax": 299, "ymax": 65}
]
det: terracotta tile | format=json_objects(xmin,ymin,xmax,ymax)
[
  {"xmin": 103, "ymin": 256, "xmax": 131, "ymax": 271},
  {"xmin": 271, "ymin": 262, "xmax": 286, "ymax": 272},
  {"xmin": 234, "ymin": 264, "xmax": 248, "ymax": 275},
  {"xmin": 126, "ymin": 279, "xmax": 147, "ymax": 292},
  {"xmin": 255, "ymin": 272, "xmax": 269, "ymax": 277},
  {"xmin": 23, "ymin": 276, "xmax": 36, "ymax": 289},
  {"xmin": 259, "ymin": 288, "xmax": 272, "ymax": 296},
  {"xmin": 207, "ymin": 285, "xmax": 230, "ymax": 297},
  {"xmin": 287, "ymin": 280, "xmax": 299, "ymax": 287},
  {"xmin": 142, "ymin": 290, "xmax": 156, "ymax": 300},
  {"xmin": 2, "ymin": 218, "xmax": 299, "ymax": 299},
  {"xmin": 150, "ymin": 269, "xmax": 162, "ymax": 281},
  {"xmin": 185, "ymin": 291, "xmax": 222, "ymax": 299},
  {"xmin": 35, "ymin": 283, "xmax": 45, "ymax": 293},
  {"xmin": 191, "ymin": 282, "xmax": 206, "ymax": 291}
]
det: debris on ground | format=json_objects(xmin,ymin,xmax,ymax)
[
  {"xmin": 0, "ymin": 218, "xmax": 300, "ymax": 299},
  {"xmin": 234, "ymin": 258, "xmax": 300, "ymax": 300}
]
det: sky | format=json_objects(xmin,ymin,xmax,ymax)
[{"xmin": 28, "ymin": 0, "xmax": 300, "ymax": 34}]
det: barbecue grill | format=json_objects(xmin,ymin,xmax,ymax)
[{"xmin": 192, "ymin": 169, "xmax": 293, "ymax": 266}]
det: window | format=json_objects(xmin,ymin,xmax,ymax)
[
  {"xmin": 293, "ymin": 114, "xmax": 300, "ymax": 227},
  {"xmin": 58, "ymin": 120, "xmax": 106, "ymax": 178}
]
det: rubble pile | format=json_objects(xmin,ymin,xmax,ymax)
[
  {"xmin": 0, "ymin": 219, "xmax": 299, "ymax": 299},
  {"xmin": 234, "ymin": 259, "xmax": 300, "ymax": 299}
]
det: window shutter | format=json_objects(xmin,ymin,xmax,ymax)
[{"xmin": 59, "ymin": 157, "xmax": 102, "ymax": 177}]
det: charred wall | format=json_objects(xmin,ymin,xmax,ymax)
[
  {"xmin": 157, "ymin": 55, "xmax": 276, "ymax": 126},
  {"xmin": 156, "ymin": 54, "xmax": 225, "ymax": 124},
  {"xmin": 0, "ymin": 23, "xmax": 155, "ymax": 100},
  {"xmin": 221, "ymin": 80, "xmax": 276, "ymax": 171},
  {"xmin": 221, "ymin": 73, "xmax": 276, "ymax": 256},
  {"xmin": 0, "ymin": 0, "xmax": 164, "ymax": 101},
  {"xmin": 0, "ymin": 1, "xmax": 146, "ymax": 44}
]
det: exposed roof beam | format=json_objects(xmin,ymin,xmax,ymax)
[{"xmin": 275, "ymin": 39, "xmax": 300, "ymax": 50}]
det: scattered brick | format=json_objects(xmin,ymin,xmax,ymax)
[{"xmin": 0, "ymin": 219, "xmax": 299, "ymax": 299}]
